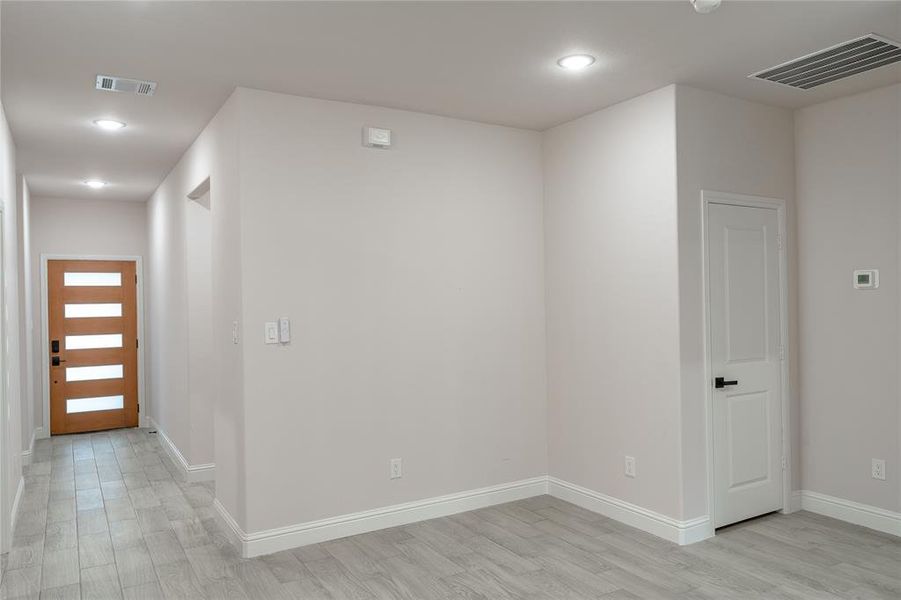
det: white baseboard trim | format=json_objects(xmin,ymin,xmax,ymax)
[
  {"xmin": 148, "ymin": 418, "xmax": 215, "ymax": 483},
  {"xmin": 548, "ymin": 477, "xmax": 712, "ymax": 545},
  {"xmin": 21, "ymin": 427, "xmax": 43, "ymax": 466},
  {"xmin": 202, "ymin": 480, "xmax": 899, "ymax": 560},
  {"xmin": 213, "ymin": 475, "xmax": 720, "ymax": 558},
  {"xmin": 799, "ymin": 490, "xmax": 900, "ymax": 537},
  {"xmin": 213, "ymin": 498, "xmax": 244, "ymax": 551},
  {"xmin": 787, "ymin": 490, "xmax": 802, "ymax": 513},
  {"xmin": 10, "ymin": 476, "xmax": 25, "ymax": 534},
  {"xmin": 217, "ymin": 476, "xmax": 549, "ymax": 558}
]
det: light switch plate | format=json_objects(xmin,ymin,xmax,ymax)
[
  {"xmin": 264, "ymin": 322, "xmax": 279, "ymax": 344},
  {"xmin": 278, "ymin": 317, "xmax": 291, "ymax": 343}
]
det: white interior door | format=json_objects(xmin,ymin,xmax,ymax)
[{"xmin": 708, "ymin": 201, "xmax": 783, "ymax": 528}]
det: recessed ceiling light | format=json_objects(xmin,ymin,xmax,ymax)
[
  {"xmin": 83, "ymin": 179, "xmax": 107, "ymax": 189},
  {"xmin": 93, "ymin": 119, "xmax": 126, "ymax": 131},
  {"xmin": 557, "ymin": 54, "xmax": 596, "ymax": 71}
]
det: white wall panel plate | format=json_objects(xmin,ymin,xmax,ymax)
[
  {"xmin": 264, "ymin": 322, "xmax": 279, "ymax": 344},
  {"xmin": 278, "ymin": 317, "xmax": 290, "ymax": 343}
]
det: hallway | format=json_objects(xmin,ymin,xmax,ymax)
[{"xmin": 1, "ymin": 430, "xmax": 899, "ymax": 599}]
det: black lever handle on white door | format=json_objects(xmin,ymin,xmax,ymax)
[{"xmin": 714, "ymin": 377, "xmax": 738, "ymax": 389}]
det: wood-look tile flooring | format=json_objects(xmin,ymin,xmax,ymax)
[{"xmin": 2, "ymin": 429, "xmax": 899, "ymax": 599}]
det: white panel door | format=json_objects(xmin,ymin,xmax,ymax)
[{"xmin": 708, "ymin": 202, "xmax": 783, "ymax": 528}]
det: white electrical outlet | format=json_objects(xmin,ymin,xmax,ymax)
[
  {"xmin": 872, "ymin": 458, "xmax": 886, "ymax": 481},
  {"xmin": 624, "ymin": 456, "xmax": 636, "ymax": 478},
  {"xmin": 389, "ymin": 458, "xmax": 403, "ymax": 480}
]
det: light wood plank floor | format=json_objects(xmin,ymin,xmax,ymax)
[{"xmin": 1, "ymin": 428, "xmax": 899, "ymax": 599}]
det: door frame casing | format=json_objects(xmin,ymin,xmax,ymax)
[
  {"xmin": 700, "ymin": 190, "xmax": 793, "ymax": 533},
  {"xmin": 39, "ymin": 254, "xmax": 147, "ymax": 436},
  {"xmin": 0, "ymin": 201, "xmax": 7, "ymax": 553}
]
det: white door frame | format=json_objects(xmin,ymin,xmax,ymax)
[
  {"xmin": 0, "ymin": 200, "xmax": 7, "ymax": 553},
  {"xmin": 701, "ymin": 190, "xmax": 793, "ymax": 531},
  {"xmin": 39, "ymin": 254, "xmax": 147, "ymax": 436}
]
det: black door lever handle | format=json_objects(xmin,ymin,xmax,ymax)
[{"xmin": 714, "ymin": 377, "xmax": 738, "ymax": 389}]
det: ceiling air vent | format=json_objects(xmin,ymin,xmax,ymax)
[
  {"xmin": 95, "ymin": 75, "xmax": 157, "ymax": 96},
  {"xmin": 749, "ymin": 34, "xmax": 901, "ymax": 90}
]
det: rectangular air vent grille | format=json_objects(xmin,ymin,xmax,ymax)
[
  {"xmin": 95, "ymin": 75, "xmax": 157, "ymax": 96},
  {"xmin": 750, "ymin": 34, "xmax": 901, "ymax": 89}
]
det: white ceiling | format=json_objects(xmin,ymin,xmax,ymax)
[{"xmin": 3, "ymin": 1, "xmax": 900, "ymax": 202}]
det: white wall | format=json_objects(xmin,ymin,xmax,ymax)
[
  {"xmin": 146, "ymin": 93, "xmax": 244, "ymax": 523},
  {"xmin": 143, "ymin": 81, "xmax": 894, "ymax": 547},
  {"xmin": 674, "ymin": 86, "xmax": 797, "ymax": 519},
  {"xmin": 237, "ymin": 89, "xmax": 548, "ymax": 532},
  {"xmin": 544, "ymin": 86, "xmax": 684, "ymax": 519},
  {"xmin": 796, "ymin": 84, "xmax": 900, "ymax": 513},
  {"xmin": 27, "ymin": 196, "xmax": 147, "ymax": 435},
  {"xmin": 16, "ymin": 176, "xmax": 33, "ymax": 453},
  {"xmin": 148, "ymin": 88, "xmax": 547, "ymax": 534},
  {"xmin": 543, "ymin": 85, "xmax": 796, "ymax": 523},
  {"xmin": 185, "ymin": 193, "xmax": 213, "ymax": 466},
  {"xmin": 0, "ymin": 100, "xmax": 25, "ymax": 552}
]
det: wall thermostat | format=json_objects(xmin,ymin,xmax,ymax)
[
  {"xmin": 853, "ymin": 269, "xmax": 879, "ymax": 289},
  {"xmin": 363, "ymin": 126, "xmax": 391, "ymax": 149}
]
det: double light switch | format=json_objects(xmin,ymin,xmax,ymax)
[{"xmin": 265, "ymin": 318, "xmax": 291, "ymax": 344}]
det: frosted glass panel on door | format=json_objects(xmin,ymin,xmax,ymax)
[
  {"xmin": 65, "ymin": 303, "xmax": 123, "ymax": 318},
  {"xmin": 64, "ymin": 272, "xmax": 122, "ymax": 287},
  {"xmin": 66, "ymin": 395, "xmax": 124, "ymax": 414},
  {"xmin": 65, "ymin": 334, "xmax": 123, "ymax": 350},
  {"xmin": 66, "ymin": 364, "xmax": 123, "ymax": 382}
]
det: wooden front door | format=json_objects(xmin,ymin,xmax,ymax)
[{"xmin": 48, "ymin": 260, "xmax": 139, "ymax": 434}]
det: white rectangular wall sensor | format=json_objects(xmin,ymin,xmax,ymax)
[
  {"xmin": 363, "ymin": 126, "xmax": 391, "ymax": 149},
  {"xmin": 278, "ymin": 317, "xmax": 291, "ymax": 343},
  {"xmin": 853, "ymin": 269, "xmax": 879, "ymax": 289}
]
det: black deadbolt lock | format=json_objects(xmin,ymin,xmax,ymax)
[{"xmin": 51, "ymin": 340, "xmax": 60, "ymax": 353}]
